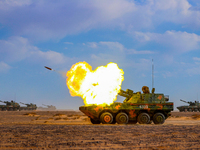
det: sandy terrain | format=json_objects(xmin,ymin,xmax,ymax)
[{"xmin": 0, "ymin": 111, "xmax": 200, "ymax": 149}]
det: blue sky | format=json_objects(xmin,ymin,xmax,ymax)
[{"xmin": 0, "ymin": 0, "xmax": 200, "ymax": 110}]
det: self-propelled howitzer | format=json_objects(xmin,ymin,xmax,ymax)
[
  {"xmin": 79, "ymin": 86, "xmax": 173, "ymax": 124},
  {"xmin": 19, "ymin": 102, "xmax": 37, "ymax": 111},
  {"xmin": 177, "ymin": 99, "xmax": 200, "ymax": 112},
  {"xmin": 0, "ymin": 100, "xmax": 20, "ymax": 111},
  {"xmin": 37, "ymin": 104, "xmax": 56, "ymax": 111}
]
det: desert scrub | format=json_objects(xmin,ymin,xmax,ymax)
[
  {"xmin": 53, "ymin": 113, "xmax": 65, "ymax": 117},
  {"xmin": 23, "ymin": 112, "xmax": 36, "ymax": 116},
  {"xmin": 191, "ymin": 114, "xmax": 200, "ymax": 119}
]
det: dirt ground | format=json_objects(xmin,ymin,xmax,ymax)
[{"xmin": 0, "ymin": 111, "xmax": 200, "ymax": 149}]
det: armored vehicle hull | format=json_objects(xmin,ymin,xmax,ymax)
[
  {"xmin": 19, "ymin": 107, "xmax": 37, "ymax": 111},
  {"xmin": 0, "ymin": 105, "xmax": 20, "ymax": 111},
  {"xmin": 79, "ymin": 87, "xmax": 173, "ymax": 124},
  {"xmin": 177, "ymin": 106, "xmax": 200, "ymax": 112}
]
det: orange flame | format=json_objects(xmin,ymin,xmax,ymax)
[{"xmin": 66, "ymin": 62, "xmax": 124, "ymax": 106}]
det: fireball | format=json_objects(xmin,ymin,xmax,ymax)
[{"xmin": 66, "ymin": 62, "xmax": 124, "ymax": 106}]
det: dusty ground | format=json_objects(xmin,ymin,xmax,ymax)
[{"xmin": 0, "ymin": 111, "xmax": 200, "ymax": 149}]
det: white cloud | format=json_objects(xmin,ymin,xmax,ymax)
[
  {"xmin": 187, "ymin": 66, "xmax": 200, "ymax": 75},
  {"xmin": 98, "ymin": 41, "xmax": 154, "ymax": 54},
  {"xmin": 30, "ymin": 50, "xmax": 65, "ymax": 65},
  {"xmin": 99, "ymin": 42, "xmax": 124, "ymax": 51},
  {"xmin": 0, "ymin": 36, "xmax": 67, "ymax": 65},
  {"xmin": 87, "ymin": 42, "xmax": 98, "ymax": 48},
  {"xmin": 193, "ymin": 57, "xmax": 200, "ymax": 61},
  {"xmin": 134, "ymin": 30, "xmax": 200, "ymax": 53},
  {"xmin": 126, "ymin": 49, "xmax": 154, "ymax": 54},
  {"xmin": 0, "ymin": 0, "xmax": 32, "ymax": 9},
  {"xmin": 64, "ymin": 42, "xmax": 73, "ymax": 45},
  {"xmin": 0, "ymin": 61, "xmax": 11, "ymax": 73},
  {"xmin": 0, "ymin": 0, "xmax": 135, "ymax": 41},
  {"xmin": 1, "ymin": 0, "xmax": 200, "ymax": 41}
]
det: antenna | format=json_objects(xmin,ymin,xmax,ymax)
[{"xmin": 152, "ymin": 59, "xmax": 154, "ymax": 89}]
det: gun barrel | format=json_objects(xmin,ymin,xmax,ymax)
[
  {"xmin": 118, "ymin": 89, "xmax": 133, "ymax": 98},
  {"xmin": 180, "ymin": 99, "xmax": 189, "ymax": 103}
]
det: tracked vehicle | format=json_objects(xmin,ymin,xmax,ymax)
[
  {"xmin": 79, "ymin": 86, "xmax": 173, "ymax": 124},
  {"xmin": 37, "ymin": 104, "xmax": 56, "ymax": 111},
  {"xmin": 19, "ymin": 102, "xmax": 37, "ymax": 111},
  {"xmin": 0, "ymin": 100, "xmax": 20, "ymax": 111},
  {"xmin": 177, "ymin": 99, "xmax": 200, "ymax": 112}
]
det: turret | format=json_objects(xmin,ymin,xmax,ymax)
[
  {"xmin": 180, "ymin": 99, "xmax": 196, "ymax": 106},
  {"xmin": 118, "ymin": 89, "xmax": 134, "ymax": 102},
  {"xmin": 0, "ymin": 100, "xmax": 14, "ymax": 105},
  {"xmin": 20, "ymin": 102, "xmax": 31, "ymax": 106},
  {"xmin": 42, "ymin": 104, "xmax": 50, "ymax": 107}
]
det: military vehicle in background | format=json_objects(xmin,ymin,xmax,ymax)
[
  {"xmin": 37, "ymin": 104, "xmax": 56, "ymax": 111},
  {"xmin": 177, "ymin": 99, "xmax": 200, "ymax": 112},
  {"xmin": 0, "ymin": 100, "xmax": 20, "ymax": 111},
  {"xmin": 79, "ymin": 86, "xmax": 173, "ymax": 124},
  {"xmin": 19, "ymin": 102, "xmax": 37, "ymax": 111}
]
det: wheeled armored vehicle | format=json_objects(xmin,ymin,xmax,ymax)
[
  {"xmin": 79, "ymin": 86, "xmax": 173, "ymax": 124},
  {"xmin": 177, "ymin": 99, "xmax": 200, "ymax": 112}
]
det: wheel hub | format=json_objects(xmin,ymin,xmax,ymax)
[
  {"xmin": 104, "ymin": 115, "xmax": 111, "ymax": 123},
  {"xmin": 156, "ymin": 116, "xmax": 163, "ymax": 122},
  {"xmin": 119, "ymin": 115, "xmax": 127, "ymax": 122}
]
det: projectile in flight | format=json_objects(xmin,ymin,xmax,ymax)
[{"xmin": 44, "ymin": 66, "xmax": 53, "ymax": 71}]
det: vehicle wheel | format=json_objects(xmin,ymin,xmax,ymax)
[
  {"xmin": 116, "ymin": 112, "xmax": 129, "ymax": 124},
  {"xmin": 128, "ymin": 120, "xmax": 137, "ymax": 124},
  {"xmin": 185, "ymin": 109, "xmax": 187, "ymax": 112},
  {"xmin": 90, "ymin": 118, "xmax": 100, "ymax": 124},
  {"xmin": 137, "ymin": 113, "xmax": 150, "ymax": 124},
  {"xmin": 14, "ymin": 108, "xmax": 18, "ymax": 111},
  {"xmin": 100, "ymin": 112, "xmax": 113, "ymax": 124},
  {"xmin": 194, "ymin": 109, "xmax": 198, "ymax": 112},
  {"xmin": 153, "ymin": 113, "xmax": 165, "ymax": 124},
  {"xmin": 2, "ymin": 108, "xmax": 7, "ymax": 111},
  {"xmin": 9, "ymin": 108, "xmax": 13, "ymax": 111},
  {"xmin": 188, "ymin": 109, "xmax": 192, "ymax": 112}
]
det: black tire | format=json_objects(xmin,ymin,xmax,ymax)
[
  {"xmin": 100, "ymin": 112, "xmax": 113, "ymax": 124},
  {"xmin": 116, "ymin": 112, "xmax": 129, "ymax": 124},
  {"xmin": 188, "ymin": 109, "xmax": 192, "ymax": 112},
  {"xmin": 9, "ymin": 108, "xmax": 13, "ymax": 111},
  {"xmin": 153, "ymin": 113, "xmax": 165, "ymax": 124},
  {"xmin": 14, "ymin": 108, "xmax": 18, "ymax": 111},
  {"xmin": 90, "ymin": 118, "xmax": 100, "ymax": 124},
  {"xmin": 137, "ymin": 113, "xmax": 150, "ymax": 124},
  {"xmin": 194, "ymin": 109, "xmax": 198, "ymax": 112},
  {"xmin": 2, "ymin": 108, "xmax": 7, "ymax": 111}
]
